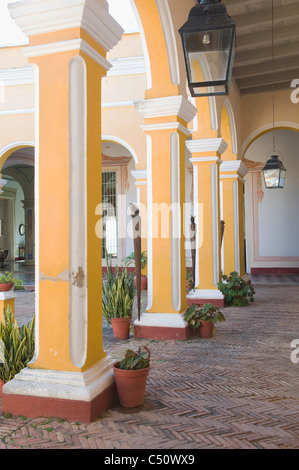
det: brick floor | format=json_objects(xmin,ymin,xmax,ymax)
[{"xmin": 1, "ymin": 279, "xmax": 299, "ymax": 449}]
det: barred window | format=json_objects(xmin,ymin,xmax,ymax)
[{"xmin": 102, "ymin": 170, "xmax": 118, "ymax": 258}]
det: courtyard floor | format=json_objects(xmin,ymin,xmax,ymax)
[{"xmin": 0, "ymin": 276, "xmax": 299, "ymax": 449}]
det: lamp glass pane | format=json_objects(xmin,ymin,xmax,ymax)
[
  {"xmin": 263, "ymin": 169, "xmax": 280, "ymax": 188},
  {"xmin": 185, "ymin": 28, "xmax": 233, "ymax": 84},
  {"xmin": 279, "ymin": 169, "xmax": 286, "ymax": 188}
]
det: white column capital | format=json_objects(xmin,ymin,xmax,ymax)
[
  {"xmin": 134, "ymin": 95, "xmax": 197, "ymax": 123},
  {"xmin": 220, "ymin": 160, "xmax": 248, "ymax": 178},
  {"xmin": 9, "ymin": 0, "xmax": 123, "ymax": 52},
  {"xmin": 186, "ymin": 138, "xmax": 228, "ymax": 155},
  {"xmin": 131, "ymin": 169, "xmax": 147, "ymax": 182}
]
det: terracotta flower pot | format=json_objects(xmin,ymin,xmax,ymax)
[
  {"xmin": 0, "ymin": 283, "xmax": 14, "ymax": 292},
  {"xmin": 134, "ymin": 275, "xmax": 147, "ymax": 291},
  {"xmin": 113, "ymin": 363, "xmax": 150, "ymax": 408},
  {"xmin": 111, "ymin": 317, "xmax": 131, "ymax": 340},
  {"xmin": 0, "ymin": 379, "xmax": 5, "ymax": 396},
  {"xmin": 199, "ymin": 320, "xmax": 214, "ymax": 338}
]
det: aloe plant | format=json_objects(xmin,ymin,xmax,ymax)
[
  {"xmin": 102, "ymin": 250, "xmax": 135, "ymax": 326},
  {"xmin": 0, "ymin": 306, "xmax": 35, "ymax": 383}
]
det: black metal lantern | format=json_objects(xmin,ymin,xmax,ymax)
[
  {"xmin": 179, "ymin": 0, "xmax": 236, "ymax": 97},
  {"xmin": 262, "ymin": 155, "xmax": 286, "ymax": 189}
]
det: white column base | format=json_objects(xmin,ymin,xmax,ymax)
[
  {"xmin": 134, "ymin": 312, "xmax": 188, "ymax": 329},
  {"xmin": 3, "ymin": 356, "xmax": 115, "ymax": 402},
  {"xmin": 187, "ymin": 289, "xmax": 224, "ymax": 300}
]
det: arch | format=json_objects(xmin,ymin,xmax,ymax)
[
  {"xmin": 223, "ymin": 98, "xmax": 237, "ymax": 155},
  {"xmin": 131, "ymin": 0, "xmax": 179, "ymax": 99},
  {"xmin": 102, "ymin": 135, "xmax": 138, "ymax": 163},
  {"xmin": 0, "ymin": 141, "xmax": 35, "ymax": 170},
  {"xmin": 241, "ymin": 122, "xmax": 299, "ymax": 158}
]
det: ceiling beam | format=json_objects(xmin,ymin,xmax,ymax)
[
  {"xmin": 236, "ymin": 68, "xmax": 299, "ymax": 91},
  {"xmin": 234, "ymin": 41, "xmax": 299, "ymax": 67},
  {"xmin": 234, "ymin": 55, "xmax": 299, "ymax": 79},
  {"xmin": 232, "ymin": 3, "xmax": 299, "ymax": 33},
  {"xmin": 235, "ymin": 23, "xmax": 299, "ymax": 51}
]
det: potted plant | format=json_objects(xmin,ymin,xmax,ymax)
[
  {"xmin": 113, "ymin": 346, "xmax": 150, "ymax": 408},
  {"xmin": 185, "ymin": 303, "xmax": 226, "ymax": 338},
  {"xmin": 186, "ymin": 270, "xmax": 195, "ymax": 291},
  {"xmin": 218, "ymin": 271, "xmax": 255, "ymax": 306},
  {"xmin": 0, "ymin": 272, "xmax": 23, "ymax": 292},
  {"xmin": 122, "ymin": 251, "xmax": 148, "ymax": 290},
  {"xmin": 102, "ymin": 251, "xmax": 135, "ymax": 340},
  {"xmin": 0, "ymin": 305, "xmax": 35, "ymax": 394}
]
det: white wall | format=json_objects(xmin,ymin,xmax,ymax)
[{"xmin": 245, "ymin": 129, "xmax": 299, "ymax": 269}]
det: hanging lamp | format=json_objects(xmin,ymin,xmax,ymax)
[
  {"xmin": 262, "ymin": 0, "xmax": 286, "ymax": 189},
  {"xmin": 178, "ymin": 0, "xmax": 236, "ymax": 97}
]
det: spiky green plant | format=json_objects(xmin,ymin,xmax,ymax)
[
  {"xmin": 0, "ymin": 306, "xmax": 35, "ymax": 383},
  {"xmin": 102, "ymin": 250, "xmax": 135, "ymax": 326}
]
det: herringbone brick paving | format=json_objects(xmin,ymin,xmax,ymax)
[{"xmin": 1, "ymin": 280, "xmax": 299, "ymax": 449}]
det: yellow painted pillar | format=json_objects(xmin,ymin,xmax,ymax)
[
  {"xmin": 187, "ymin": 138, "xmax": 227, "ymax": 307},
  {"xmin": 3, "ymin": 0, "xmax": 123, "ymax": 423},
  {"xmin": 134, "ymin": 96, "xmax": 197, "ymax": 339},
  {"xmin": 220, "ymin": 161, "xmax": 248, "ymax": 277}
]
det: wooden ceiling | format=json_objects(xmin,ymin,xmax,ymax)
[{"xmin": 225, "ymin": 0, "xmax": 299, "ymax": 94}]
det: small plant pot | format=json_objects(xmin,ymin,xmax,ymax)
[
  {"xmin": 134, "ymin": 275, "xmax": 147, "ymax": 291},
  {"xmin": 0, "ymin": 283, "xmax": 14, "ymax": 292},
  {"xmin": 0, "ymin": 379, "xmax": 4, "ymax": 396},
  {"xmin": 113, "ymin": 363, "xmax": 150, "ymax": 408},
  {"xmin": 111, "ymin": 317, "xmax": 131, "ymax": 340},
  {"xmin": 199, "ymin": 320, "xmax": 214, "ymax": 338}
]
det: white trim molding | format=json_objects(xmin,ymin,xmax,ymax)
[
  {"xmin": 0, "ymin": 67, "xmax": 35, "ymax": 86},
  {"xmin": 155, "ymin": 0, "xmax": 180, "ymax": 86},
  {"xmin": 0, "ymin": 109, "xmax": 35, "ymax": 117},
  {"xmin": 9, "ymin": 0, "xmax": 124, "ymax": 52},
  {"xmin": 25, "ymin": 39, "xmax": 112, "ymax": 71},
  {"xmin": 141, "ymin": 122, "xmax": 190, "ymax": 136},
  {"xmin": 0, "ymin": 291, "xmax": 15, "ymax": 301},
  {"xmin": 107, "ymin": 57, "xmax": 146, "ymax": 76},
  {"xmin": 220, "ymin": 160, "xmax": 248, "ymax": 178},
  {"xmin": 190, "ymin": 156, "xmax": 222, "ymax": 165},
  {"xmin": 186, "ymin": 138, "xmax": 228, "ymax": 155},
  {"xmin": 134, "ymin": 313, "xmax": 188, "ymax": 329},
  {"xmin": 102, "ymin": 135, "xmax": 138, "ymax": 164},
  {"xmin": 0, "ymin": 141, "xmax": 35, "ymax": 159},
  {"xmin": 187, "ymin": 289, "xmax": 224, "ymax": 300},
  {"xmin": 135, "ymin": 95, "xmax": 197, "ymax": 123},
  {"xmin": 223, "ymin": 97, "xmax": 238, "ymax": 155},
  {"xmin": 131, "ymin": 169, "xmax": 147, "ymax": 181}
]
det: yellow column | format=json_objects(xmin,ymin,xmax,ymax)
[
  {"xmin": 3, "ymin": 0, "xmax": 123, "ymax": 423},
  {"xmin": 220, "ymin": 161, "xmax": 248, "ymax": 277},
  {"xmin": 134, "ymin": 96, "xmax": 197, "ymax": 339},
  {"xmin": 187, "ymin": 138, "xmax": 227, "ymax": 307}
]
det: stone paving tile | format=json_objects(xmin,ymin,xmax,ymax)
[{"xmin": 0, "ymin": 280, "xmax": 299, "ymax": 449}]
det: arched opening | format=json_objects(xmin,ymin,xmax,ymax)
[
  {"xmin": 243, "ymin": 128, "xmax": 299, "ymax": 275},
  {"xmin": 101, "ymin": 139, "xmax": 137, "ymax": 267},
  {"xmin": 0, "ymin": 145, "xmax": 35, "ymax": 287}
]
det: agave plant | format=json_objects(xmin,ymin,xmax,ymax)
[
  {"xmin": 102, "ymin": 250, "xmax": 135, "ymax": 326},
  {"xmin": 0, "ymin": 305, "xmax": 35, "ymax": 383}
]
